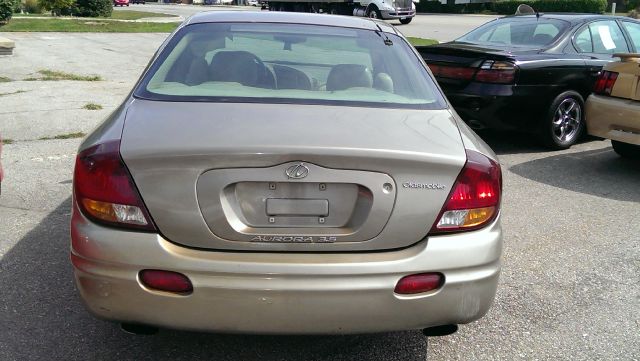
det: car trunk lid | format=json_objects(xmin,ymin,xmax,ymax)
[
  {"xmin": 120, "ymin": 99, "xmax": 466, "ymax": 252},
  {"xmin": 415, "ymin": 42, "xmax": 534, "ymax": 90}
]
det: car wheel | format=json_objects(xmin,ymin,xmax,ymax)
[
  {"xmin": 611, "ymin": 140, "xmax": 640, "ymax": 158},
  {"xmin": 399, "ymin": 18, "xmax": 412, "ymax": 24},
  {"xmin": 366, "ymin": 6, "xmax": 381, "ymax": 19},
  {"xmin": 541, "ymin": 91, "xmax": 584, "ymax": 149}
]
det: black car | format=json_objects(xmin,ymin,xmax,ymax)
[{"xmin": 416, "ymin": 14, "xmax": 640, "ymax": 149}]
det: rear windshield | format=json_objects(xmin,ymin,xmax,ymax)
[
  {"xmin": 457, "ymin": 17, "xmax": 570, "ymax": 48},
  {"xmin": 135, "ymin": 22, "xmax": 447, "ymax": 109}
]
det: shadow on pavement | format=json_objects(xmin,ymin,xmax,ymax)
[
  {"xmin": 0, "ymin": 198, "xmax": 427, "ymax": 361},
  {"xmin": 509, "ymin": 147, "xmax": 640, "ymax": 202},
  {"xmin": 474, "ymin": 130, "xmax": 601, "ymax": 156}
]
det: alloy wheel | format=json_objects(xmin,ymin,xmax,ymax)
[{"xmin": 552, "ymin": 98, "xmax": 581, "ymax": 144}]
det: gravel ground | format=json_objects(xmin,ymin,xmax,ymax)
[{"xmin": 0, "ymin": 32, "xmax": 638, "ymax": 361}]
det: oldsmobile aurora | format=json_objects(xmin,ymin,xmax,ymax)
[{"xmin": 71, "ymin": 12, "xmax": 503, "ymax": 335}]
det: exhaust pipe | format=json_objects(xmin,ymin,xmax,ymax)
[
  {"xmin": 120, "ymin": 323, "xmax": 159, "ymax": 335},
  {"xmin": 422, "ymin": 324, "xmax": 458, "ymax": 337}
]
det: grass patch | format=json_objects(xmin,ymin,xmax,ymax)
[
  {"xmin": 14, "ymin": 10, "xmax": 176, "ymax": 20},
  {"xmin": 2, "ymin": 138, "xmax": 15, "ymax": 145},
  {"xmin": 0, "ymin": 76, "xmax": 12, "ymax": 82},
  {"xmin": 27, "ymin": 69, "xmax": 102, "ymax": 81},
  {"xmin": 110, "ymin": 10, "xmax": 177, "ymax": 20},
  {"xmin": 407, "ymin": 37, "xmax": 439, "ymax": 47},
  {"xmin": 0, "ymin": 90, "xmax": 26, "ymax": 97},
  {"xmin": 0, "ymin": 18, "xmax": 179, "ymax": 32},
  {"xmin": 83, "ymin": 103, "xmax": 103, "ymax": 110},
  {"xmin": 39, "ymin": 132, "xmax": 86, "ymax": 141}
]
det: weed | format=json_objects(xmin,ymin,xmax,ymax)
[
  {"xmin": 30, "ymin": 69, "xmax": 102, "ymax": 81},
  {"xmin": 83, "ymin": 103, "xmax": 103, "ymax": 110},
  {"xmin": 39, "ymin": 132, "xmax": 86, "ymax": 140}
]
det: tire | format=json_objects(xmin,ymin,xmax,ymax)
[
  {"xmin": 366, "ymin": 6, "xmax": 381, "ymax": 19},
  {"xmin": 540, "ymin": 91, "xmax": 585, "ymax": 149},
  {"xmin": 399, "ymin": 17, "xmax": 412, "ymax": 24},
  {"xmin": 611, "ymin": 140, "xmax": 640, "ymax": 158}
]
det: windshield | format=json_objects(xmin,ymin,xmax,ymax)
[
  {"xmin": 135, "ymin": 22, "xmax": 446, "ymax": 109},
  {"xmin": 457, "ymin": 17, "xmax": 570, "ymax": 48}
]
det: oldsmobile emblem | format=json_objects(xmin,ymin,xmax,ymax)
[
  {"xmin": 402, "ymin": 181, "xmax": 446, "ymax": 190},
  {"xmin": 285, "ymin": 163, "xmax": 309, "ymax": 179}
]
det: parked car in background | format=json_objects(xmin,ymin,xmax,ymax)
[
  {"xmin": 113, "ymin": 0, "xmax": 130, "ymax": 6},
  {"xmin": 416, "ymin": 14, "xmax": 640, "ymax": 149},
  {"xmin": 247, "ymin": 0, "xmax": 260, "ymax": 6},
  {"xmin": 71, "ymin": 12, "xmax": 503, "ymax": 336},
  {"xmin": 586, "ymin": 53, "xmax": 640, "ymax": 158},
  {"xmin": 130, "ymin": 0, "xmax": 145, "ymax": 4}
]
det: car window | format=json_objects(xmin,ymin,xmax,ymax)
[
  {"xmin": 457, "ymin": 18, "xmax": 570, "ymax": 48},
  {"xmin": 588, "ymin": 20, "xmax": 629, "ymax": 54},
  {"xmin": 574, "ymin": 26, "xmax": 593, "ymax": 52},
  {"xmin": 622, "ymin": 21, "xmax": 640, "ymax": 51},
  {"xmin": 136, "ymin": 23, "xmax": 447, "ymax": 109}
]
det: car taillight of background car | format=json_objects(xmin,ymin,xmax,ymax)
[
  {"xmin": 593, "ymin": 70, "xmax": 619, "ymax": 96},
  {"xmin": 427, "ymin": 60, "xmax": 517, "ymax": 84}
]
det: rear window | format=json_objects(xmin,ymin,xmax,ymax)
[
  {"xmin": 135, "ymin": 22, "xmax": 447, "ymax": 109},
  {"xmin": 457, "ymin": 17, "xmax": 570, "ymax": 48}
]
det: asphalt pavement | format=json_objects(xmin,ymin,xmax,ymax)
[
  {"xmin": 115, "ymin": 3, "xmax": 497, "ymax": 41},
  {"xmin": 1, "ymin": 16, "xmax": 639, "ymax": 361}
]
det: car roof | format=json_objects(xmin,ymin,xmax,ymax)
[
  {"xmin": 502, "ymin": 13, "xmax": 635, "ymax": 25},
  {"xmin": 185, "ymin": 11, "xmax": 398, "ymax": 34}
]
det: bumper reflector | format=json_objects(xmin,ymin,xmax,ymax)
[
  {"xmin": 139, "ymin": 270, "xmax": 193, "ymax": 295},
  {"xmin": 395, "ymin": 273, "xmax": 444, "ymax": 295}
]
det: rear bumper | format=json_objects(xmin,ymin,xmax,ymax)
[
  {"xmin": 71, "ymin": 203, "xmax": 502, "ymax": 335},
  {"xmin": 440, "ymin": 82, "xmax": 556, "ymax": 132},
  {"xmin": 586, "ymin": 94, "xmax": 640, "ymax": 146},
  {"xmin": 380, "ymin": 9, "xmax": 415, "ymax": 20}
]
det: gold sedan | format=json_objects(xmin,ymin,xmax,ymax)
[{"xmin": 586, "ymin": 53, "xmax": 640, "ymax": 158}]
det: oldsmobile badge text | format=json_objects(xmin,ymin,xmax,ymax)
[{"xmin": 251, "ymin": 235, "xmax": 337, "ymax": 243}]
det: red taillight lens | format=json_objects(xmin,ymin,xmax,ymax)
[
  {"xmin": 73, "ymin": 140, "xmax": 156, "ymax": 231},
  {"xmin": 395, "ymin": 273, "xmax": 444, "ymax": 295},
  {"xmin": 428, "ymin": 60, "xmax": 516, "ymax": 84},
  {"xmin": 593, "ymin": 70, "xmax": 618, "ymax": 96},
  {"xmin": 139, "ymin": 270, "xmax": 193, "ymax": 294},
  {"xmin": 430, "ymin": 150, "xmax": 502, "ymax": 234},
  {"xmin": 474, "ymin": 60, "xmax": 516, "ymax": 84},
  {"xmin": 428, "ymin": 63, "xmax": 476, "ymax": 81}
]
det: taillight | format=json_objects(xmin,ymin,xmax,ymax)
[
  {"xmin": 474, "ymin": 60, "xmax": 516, "ymax": 84},
  {"xmin": 73, "ymin": 140, "xmax": 156, "ymax": 231},
  {"xmin": 593, "ymin": 70, "xmax": 618, "ymax": 96},
  {"xmin": 428, "ymin": 63, "xmax": 476, "ymax": 81},
  {"xmin": 427, "ymin": 60, "xmax": 516, "ymax": 84},
  {"xmin": 430, "ymin": 150, "xmax": 501, "ymax": 234}
]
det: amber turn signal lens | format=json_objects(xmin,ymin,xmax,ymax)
[
  {"xmin": 82, "ymin": 198, "xmax": 148, "ymax": 226},
  {"xmin": 436, "ymin": 206, "xmax": 496, "ymax": 229}
]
